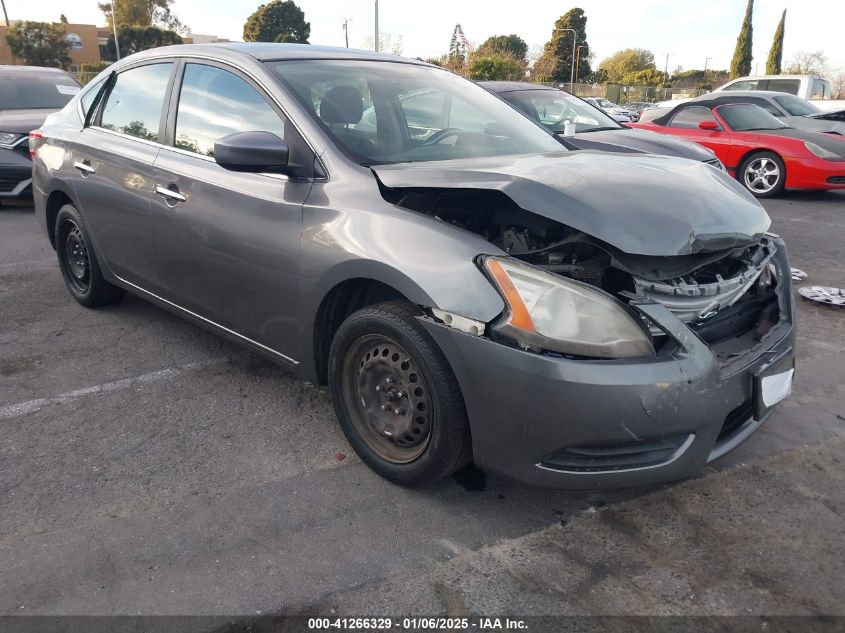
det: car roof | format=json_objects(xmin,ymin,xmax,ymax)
[
  {"xmin": 726, "ymin": 74, "xmax": 822, "ymax": 81},
  {"xmin": 651, "ymin": 96, "xmax": 776, "ymax": 126},
  {"xmin": 696, "ymin": 90, "xmax": 802, "ymax": 100},
  {"xmin": 0, "ymin": 65, "xmax": 75, "ymax": 79},
  {"xmin": 479, "ymin": 81, "xmax": 559, "ymax": 94},
  {"xmin": 127, "ymin": 42, "xmax": 427, "ymax": 65}
]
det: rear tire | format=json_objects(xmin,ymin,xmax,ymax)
[
  {"xmin": 328, "ymin": 301, "xmax": 471, "ymax": 487},
  {"xmin": 55, "ymin": 203, "xmax": 125, "ymax": 308},
  {"xmin": 738, "ymin": 151, "xmax": 786, "ymax": 198}
]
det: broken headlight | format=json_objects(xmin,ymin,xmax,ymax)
[{"xmin": 482, "ymin": 256, "xmax": 654, "ymax": 359}]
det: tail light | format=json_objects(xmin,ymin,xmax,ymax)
[{"xmin": 29, "ymin": 129, "xmax": 43, "ymax": 159}]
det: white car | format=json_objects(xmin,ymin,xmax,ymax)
[{"xmin": 583, "ymin": 97, "xmax": 636, "ymax": 123}]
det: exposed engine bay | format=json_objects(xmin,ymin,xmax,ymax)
[{"xmin": 382, "ymin": 187, "xmax": 781, "ymax": 350}]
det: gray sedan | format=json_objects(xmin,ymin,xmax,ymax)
[{"xmin": 31, "ymin": 44, "xmax": 794, "ymax": 489}]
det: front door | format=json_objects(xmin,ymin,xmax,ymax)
[
  {"xmin": 71, "ymin": 61, "xmax": 175, "ymax": 287},
  {"xmin": 150, "ymin": 61, "xmax": 311, "ymax": 361}
]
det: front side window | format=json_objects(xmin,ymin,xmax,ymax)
[
  {"xmin": 668, "ymin": 106, "xmax": 720, "ymax": 129},
  {"xmin": 100, "ymin": 63, "xmax": 173, "ymax": 141},
  {"xmin": 175, "ymin": 63, "xmax": 285, "ymax": 156},
  {"xmin": 765, "ymin": 79, "xmax": 801, "ymax": 95},
  {"xmin": 269, "ymin": 59, "xmax": 561, "ymax": 165}
]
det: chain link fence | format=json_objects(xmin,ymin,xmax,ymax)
[{"xmin": 539, "ymin": 82, "xmax": 711, "ymax": 104}]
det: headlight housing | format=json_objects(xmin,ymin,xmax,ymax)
[
  {"xmin": 804, "ymin": 141, "xmax": 840, "ymax": 160},
  {"xmin": 0, "ymin": 131, "xmax": 24, "ymax": 147},
  {"xmin": 482, "ymin": 257, "xmax": 655, "ymax": 359}
]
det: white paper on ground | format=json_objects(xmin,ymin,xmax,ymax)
[{"xmin": 761, "ymin": 368, "xmax": 794, "ymax": 408}]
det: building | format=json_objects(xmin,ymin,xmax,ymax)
[{"xmin": 0, "ymin": 21, "xmax": 228, "ymax": 68}]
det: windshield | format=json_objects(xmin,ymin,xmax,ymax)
[
  {"xmin": 717, "ymin": 104, "xmax": 790, "ymax": 131},
  {"xmin": 269, "ymin": 60, "xmax": 562, "ymax": 165},
  {"xmin": 594, "ymin": 99, "xmax": 618, "ymax": 109},
  {"xmin": 773, "ymin": 94, "xmax": 823, "ymax": 116},
  {"xmin": 501, "ymin": 89, "xmax": 620, "ymax": 133},
  {"xmin": 0, "ymin": 72, "xmax": 80, "ymax": 110}
]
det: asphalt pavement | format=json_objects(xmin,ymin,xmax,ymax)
[{"xmin": 0, "ymin": 191, "xmax": 843, "ymax": 618}]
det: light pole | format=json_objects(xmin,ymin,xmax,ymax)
[
  {"xmin": 374, "ymin": 0, "xmax": 379, "ymax": 52},
  {"xmin": 1, "ymin": 0, "xmax": 10, "ymax": 27},
  {"xmin": 110, "ymin": 0, "xmax": 121, "ymax": 60},
  {"xmin": 559, "ymin": 28, "xmax": 577, "ymax": 91},
  {"xmin": 663, "ymin": 52, "xmax": 672, "ymax": 76},
  {"xmin": 342, "ymin": 18, "xmax": 351, "ymax": 48}
]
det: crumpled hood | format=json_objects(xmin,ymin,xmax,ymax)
[
  {"xmin": 373, "ymin": 151, "xmax": 770, "ymax": 257},
  {"xmin": 0, "ymin": 108, "xmax": 59, "ymax": 134},
  {"xmin": 558, "ymin": 127, "xmax": 716, "ymax": 161}
]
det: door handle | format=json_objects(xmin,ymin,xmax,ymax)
[
  {"xmin": 73, "ymin": 160, "xmax": 96, "ymax": 176},
  {"xmin": 155, "ymin": 185, "xmax": 187, "ymax": 204}
]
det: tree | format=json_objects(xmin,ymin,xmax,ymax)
[
  {"xmin": 4, "ymin": 21, "xmax": 71, "ymax": 68},
  {"xmin": 447, "ymin": 24, "xmax": 469, "ymax": 70},
  {"xmin": 476, "ymin": 35, "xmax": 528, "ymax": 62},
  {"xmin": 765, "ymin": 9, "xmax": 786, "ymax": 75},
  {"xmin": 622, "ymin": 68, "xmax": 668, "ymax": 87},
  {"xmin": 99, "ymin": 0, "xmax": 187, "ymax": 33},
  {"xmin": 243, "ymin": 0, "xmax": 310, "ymax": 44},
  {"xmin": 107, "ymin": 25, "xmax": 182, "ymax": 57},
  {"xmin": 361, "ymin": 33, "xmax": 403, "ymax": 55},
  {"xmin": 467, "ymin": 52, "xmax": 526, "ymax": 81},
  {"xmin": 832, "ymin": 73, "xmax": 845, "ymax": 99},
  {"xmin": 730, "ymin": 0, "xmax": 754, "ymax": 79},
  {"xmin": 785, "ymin": 50, "xmax": 830, "ymax": 77},
  {"xmin": 598, "ymin": 48, "xmax": 655, "ymax": 84},
  {"xmin": 532, "ymin": 8, "xmax": 592, "ymax": 83},
  {"xmin": 59, "ymin": 14, "xmax": 68, "ymax": 23}
]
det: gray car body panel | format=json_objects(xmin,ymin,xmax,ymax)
[{"xmin": 32, "ymin": 44, "xmax": 794, "ymax": 489}]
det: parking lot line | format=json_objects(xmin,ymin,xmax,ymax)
[{"xmin": 0, "ymin": 358, "xmax": 232, "ymax": 420}]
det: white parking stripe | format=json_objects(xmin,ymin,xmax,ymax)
[{"xmin": 0, "ymin": 358, "xmax": 230, "ymax": 420}]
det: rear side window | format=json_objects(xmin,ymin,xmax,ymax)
[
  {"xmin": 80, "ymin": 76, "xmax": 107, "ymax": 117},
  {"xmin": 765, "ymin": 79, "xmax": 801, "ymax": 95},
  {"xmin": 723, "ymin": 80, "xmax": 758, "ymax": 91},
  {"xmin": 669, "ymin": 106, "xmax": 720, "ymax": 129},
  {"xmin": 99, "ymin": 63, "xmax": 173, "ymax": 141},
  {"xmin": 174, "ymin": 63, "xmax": 285, "ymax": 157}
]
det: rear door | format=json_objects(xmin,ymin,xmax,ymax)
[
  {"xmin": 71, "ymin": 61, "xmax": 176, "ymax": 287},
  {"xmin": 664, "ymin": 106, "xmax": 733, "ymax": 162},
  {"xmin": 150, "ymin": 60, "xmax": 312, "ymax": 361}
]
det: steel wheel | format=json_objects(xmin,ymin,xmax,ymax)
[
  {"xmin": 61, "ymin": 219, "xmax": 91, "ymax": 294},
  {"xmin": 743, "ymin": 156, "xmax": 781, "ymax": 194},
  {"xmin": 340, "ymin": 334, "xmax": 434, "ymax": 464}
]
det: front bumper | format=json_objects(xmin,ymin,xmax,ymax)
[
  {"xmin": 784, "ymin": 156, "xmax": 845, "ymax": 190},
  {"xmin": 1, "ymin": 146, "xmax": 34, "ymax": 198},
  {"xmin": 422, "ymin": 239, "xmax": 795, "ymax": 490}
]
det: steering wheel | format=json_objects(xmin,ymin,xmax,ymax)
[{"xmin": 422, "ymin": 128, "xmax": 461, "ymax": 146}]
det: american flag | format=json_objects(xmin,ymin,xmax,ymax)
[{"xmin": 457, "ymin": 26, "xmax": 474, "ymax": 52}]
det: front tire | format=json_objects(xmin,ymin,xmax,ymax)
[
  {"xmin": 328, "ymin": 301, "xmax": 471, "ymax": 487},
  {"xmin": 55, "ymin": 203, "xmax": 125, "ymax": 308},
  {"xmin": 738, "ymin": 151, "xmax": 786, "ymax": 198}
]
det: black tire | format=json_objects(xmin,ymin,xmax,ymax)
[
  {"xmin": 328, "ymin": 301, "xmax": 471, "ymax": 487},
  {"xmin": 738, "ymin": 151, "xmax": 786, "ymax": 198},
  {"xmin": 55, "ymin": 203, "xmax": 125, "ymax": 308}
]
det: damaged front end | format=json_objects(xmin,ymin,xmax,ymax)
[{"xmin": 378, "ymin": 182, "xmax": 787, "ymax": 364}]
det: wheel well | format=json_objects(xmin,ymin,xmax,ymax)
[
  {"xmin": 45, "ymin": 191, "xmax": 73, "ymax": 249},
  {"xmin": 313, "ymin": 279, "xmax": 407, "ymax": 385},
  {"xmin": 735, "ymin": 149, "xmax": 784, "ymax": 175}
]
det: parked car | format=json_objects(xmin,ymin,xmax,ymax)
[
  {"xmin": 583, "ymin": 97, "xmax": 637, "ymax": 122},
  {"xmin": 0, "ymin": 66, "xmax": 80, "ymax": 202},
  {"xmin": 631, "ymin": 100, "xmax": 845, "ymax": 197},
  {"xmin": 32, "ymin": 44, "xmax": 795, "ymax": 490},
  {"xmin": 675, "ymin": 91, "xmax": 845, "ymax": 135},
  {"xmin": 625, "ymin": 101, "xmax": 658, "ymax": 115},
  {"xmin": 482, "ymin": 82, "xmax": 722, "ymax": 167},
  {"xmin": 660, "ymin": 75, "xmax": 845, "ymax": 112}
]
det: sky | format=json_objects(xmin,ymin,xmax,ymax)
[{"xmin": 12, "ymin": 0, "xmax": 845, "ymax": 75}]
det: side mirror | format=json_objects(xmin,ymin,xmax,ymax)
[
  {"xmin": 214, "ymin": 131, "xmax": 289, "ymax": 173},
  {"xmin": 698, "ymin": 120, "xmax": 720, "ymax": 131}
]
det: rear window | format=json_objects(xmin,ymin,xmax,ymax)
[{"xmin": 0, "ymin": 72, "xmax": 80, "ymax": 109}]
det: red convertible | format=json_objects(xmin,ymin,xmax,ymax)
[{"xmin": 631, "ymin": 100, "xmax": 845, "ymax": 197}]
